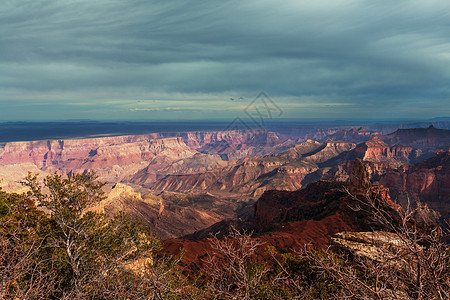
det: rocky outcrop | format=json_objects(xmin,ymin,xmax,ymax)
[
  {"xmin": 322, "ymin": 137, "xmax": 415, "ymax": 167},
  {"xmin": 90, "ymin": 183, "xmax": 239, "ymax": 240},
  {"xmin": 145, "ymin": 140, "xmax": 355, "ymax": 196},
  {"xmin": 362, "ymin": 137, "xmax": 413, "ymax": 165},
  {"xmin": 0, "ymin": 134, "xmax": 163, "ymax": 168},
  {"xmin": 273, "ymin": 139, "xmax": 322, "ymax": 160},
  {"xmin": 191, "ymin": 130, "xmax": 295, "ymax": 160},
  {"xmin": 252, "ymin": 179, "xmax": 396, "ymax": 230},
  {"xmin": 381, "ymin": 125, "xmax": 450, "ymax": 151},
  {"xmin": 0, "ymin": 135, "xmax": 200, "ymax": 183},
  {"xmin": 281, "ymin": 127, "xmax": 381, "ymax": 144},
  {"xmin": 378, "ymin": 151, "xmax": 450, "ymax": 220},
  {"xmin": 319, "ymin": 127, "xmax": 382, "ymax": 143},
  {"xmin": 303, "ymin": 141, "xmax": 356, "ymax": 165},
  {"xmin": 330, "ymin": 231, "xmax": 406, "ymax": 264},
  {"xmin": 349, "ymin": 158, "xmax": 370, "ymax": 190},
  {"xmin": 163, "ymin": 178, "xmax": 401, "ymax": 274},
  {"xmin": 329, "ymin": 231, "xmax": 413, "ymax": 299},
  {"xmin": 0, "ymin": 163, "xmax": 49, "ymax": 193},
  {"xmin": 160, "ymin": 153, "xmax": 228, "ymax": 174}
]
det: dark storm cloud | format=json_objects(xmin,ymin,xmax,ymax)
[{"xmin": 0, "ymin": 0, "xmax": 449, "ymax": 120}]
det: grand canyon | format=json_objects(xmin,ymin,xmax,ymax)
[
  {"xmin": 1, "ymin": 122, "xmax": 449, "ymax": 298},
  {"xmin": 3, "ymin": 1, "xmax": 449, "ymax": 298},
  {"xmin": 1, "ymin": 124, "xmax": 448, "ymax": 240}
]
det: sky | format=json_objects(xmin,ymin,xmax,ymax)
[{"xmin": 1, "ymin": 0, "xmax": 449, "ymax": 121}]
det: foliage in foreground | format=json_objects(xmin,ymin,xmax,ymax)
[
  {"xmin": 0, "ymin": 171, "xmax": 449, "ymax": 299},
  {"xmin": 0, "ymin": 172, "xmax": 193, "ymax": 299}
]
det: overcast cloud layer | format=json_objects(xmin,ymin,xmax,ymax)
[{"xmin": 1, "ymin": 0, "xmax": 449, "ymax": 121}]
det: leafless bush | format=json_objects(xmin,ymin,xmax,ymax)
[
  {"xmin": 304, "ymin": 159, "xmax": 450, "ymax": 299},
  {"xmin": 204, "ymin": 226, "xmax": 268, "ymax": 299},
  {"xmin": 0, "ymin": 196, "xmax": 56, "ymax": 299},
  {"xmin": 345, "ymin": 187, "xmax": 449, "ymax": 299}
]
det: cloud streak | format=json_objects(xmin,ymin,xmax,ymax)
[{"xmin": 0, "ymin": 0, "xmax": 449, "ymax": 120}]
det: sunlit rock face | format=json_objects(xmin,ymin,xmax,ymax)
[
  {"xmin": 89, "ymin": 183, "xmax": 236, "ymax": 240},
  {"xmin": 0, "ymin": 163, "xmax": 49, "ymax": 193},
  {"xmin": 1, "ymin": 128, "xmax": 448, "ymax": 238},
  {"xmin": 0, "ymin": 130, "xmax": 292, "ymax": 183}
]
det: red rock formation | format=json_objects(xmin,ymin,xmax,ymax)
[
  {"xmin": 362, "ymin": 137, "xmax": 412, "ymax": 164},
  {"xmin": 321, "ymin": 137, "xmax": 415, "ymax": 169},
  {"xmin": 319, "ymin": 151, "xmax": 449, "ymax": 224},
  {"xmin": 189, "ymin": 130, "xmax": 295, "ymax": 160},
  {"xmin": 282, "ymin": 127, "xmax": 381, "ymax": 144},
  {"xmin": 303, "ymin": 141, "xmax": 356, "ymax": 164},
  {"xmin": 0, "ymin": 134, "xmax": 200, "ymax": 184},
  {"xmin": 178, "ymin": 130, "xmax": 279, "ymax": 149},
  {"xmin": 0, "ymin": 130, "xmax": 293, "ymax": 185},
  {"xmin": 152, "ymin": 136, "xmax": 412, "ymax": 198},
  {"xmin": 381, "ymin": 125, "xmax": 449, "ymax": 151},
  {"xmin": 163, "ymin": 179, "xmax": 399, "ymax": 271},
  {"xmin": 0, "ymin": 134, "xmax": 163, "ymax": 168},
  {"xmin": 91, "ymin": 183, "xmax": 240, "ymax": 240},
  {"xmin": 145, "ymin": 140, "xmax": 354, "ymax": 196},
  {"xmin": 378, "ymin": 151, "xmax": 450, "ymax": 220},
  {"xmin": 319, "ymin": 127, "xmax": 382, "ymax": 143}
]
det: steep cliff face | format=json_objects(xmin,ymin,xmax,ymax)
[
  {"xmin": 361, "ymin": 137, "xmax": 413, "ymax": 165},
  {"xmin": 80, "ymin": 137, "xmax": 196, "ymax": 170},
  {"xmin": 163, "ymin": 178, "xmax": 399, "ymax": 271},
  {"xmin": 378, "ymin": 151, "xmax": 450, "ymax": 220},
  {"xmin": 282, "ymin": 127, "xmax": 381, "ymax": 144},
  {"xmin": 321, "ymin": 137, "xmax": 415, "ymax": 170},
  {"xmin": 0, "ymin": 135, "xmax": 200, "ymax": 182},
  {"xmin": 190, "ymin": 130, "xmax": 295, "ymax": 160},
  {"xmin": 0, "ymin": 134, "xmax": 163, "ymax": 168},
  {"xmin": 178, "ymin": 130, "xmax": 279, "ymax": 149},
  {"xmin": 0, "ymin": 130, "xmax": 292, "ymax": 185},
  {"xmin": 318, "ymin": 127, "xmax": 382, "ymax": 143},
  {"xmin": 303, "ymin": 141, "xmax": 356, "ymax": 165},
  {"xmin": 1, "ymin": 140, "xmax": 60, "ymax": 168},
  {"xmin": 72, "ymin": 138, "xmax": 197, "ymax": 182},
  {"xmin": 381, "ymin": 125, "xmax": 450, "ymax": 151},
  {"xmin": 143, "ymin": 139, "xmax": 354, "ymax": 196},
  {"xmin": 318, "ymin": 151, "xmax": 449, "ymax": 224}
]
